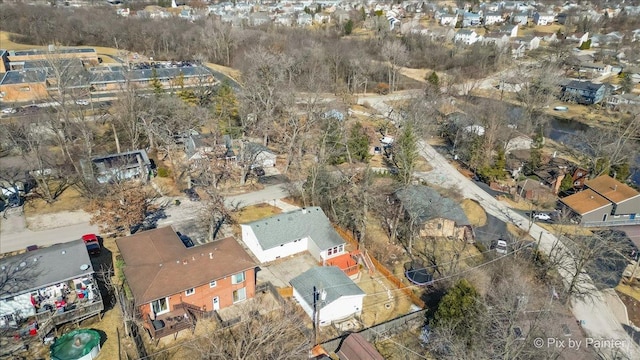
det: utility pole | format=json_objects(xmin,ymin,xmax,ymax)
[
  {"xmin": 534, "ymin": 231, "xmax": 543, "ymax": 262},
  {"xmin": 312, "ymin": 286, "xmax": 319, "ymax": 346},
  {"xmin": 312, "ymin": 287, "xmax": 326, "ymax": 346}
]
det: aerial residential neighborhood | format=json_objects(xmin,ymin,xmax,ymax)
[{"xmin": 0, "ymin": 0, "xmax": 639, "ymax": 359}]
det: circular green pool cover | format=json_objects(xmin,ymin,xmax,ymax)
[{"xmin": 50, "ymin": 329, "xmax": 101, "ymax": 360}]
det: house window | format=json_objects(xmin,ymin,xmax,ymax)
[
  {"xmin": 233, "ymin": 288, "xmax": 247, "ymax": 303},
  {"xmin": 437, "ymin": 223, "xmax": 443, "ymax": 230},
  {"xmin": 185, "ymin": 288, "xmax": 195, "ymax": 296},
  {"xmin": 151, "ymin": 298, "xmax": 169, "ymax": 315},
  {"xmin": 209, "ymin": 281, "xmax": 217, "ymax": 288},
  {"xmin": 231, "ymin": 272, "xmax": 245, "ymax": 284},
  {"xmin": 327, "ymin": 245, "xmax": 345, "ymax": 256},
  {"xmin": 19, "ymin": 86, "xmax": 31, "ymax": 92}
]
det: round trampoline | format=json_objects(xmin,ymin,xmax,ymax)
[
  {"xmin": 50, "ymin": 329, "xmax": 101, "ymax": 360},
  {"xmin": 405, "ymin": 261, "xmax": 434, "ymax": 286}
]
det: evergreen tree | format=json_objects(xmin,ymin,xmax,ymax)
[
  {"xmin": 426, "ymin": 71, "xmax": 439, "ymax": 87},
  {"xmin": 150, "ymin": 68, "xmax": 164, "ymax": 96},
  {"xmin": 620, "ymin": 73, "xmax": 634, "ymax": 93},
  {"xmin": 393, "ymin": 124, "xmax": 419, "ymax": 185},
  {"xmin": 526, "ymin": 131, "xmax": 544, "ymax": 174},
  {"xmin": 347, "ymin": 122, "xmax": 370, "ymax": 163},
  {"xmin": 432, "ymin": 279, "xmax": 481, "ymax": 340},
  {"xmin": 343, "ymin": 19, "xmax": 354, "ymax": 35}
]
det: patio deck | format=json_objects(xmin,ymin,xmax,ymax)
[{"xmin": 144, "ymin": 307, "xmax": 195, "ymax": 340}]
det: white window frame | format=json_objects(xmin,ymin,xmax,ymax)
[
  {"xmin": 185, "ymin": 288, "xmax": 195, "ymax": 296},
  {"xmin": 151, "ymin": 297, "xmax": 170, "ymax": 315},
  {"xmin": 233, "ymin": 287, "xmax": 247, "ymax": 303},
  {"xmin": 209, "ymin": 280, "xmax": 217, "ymax": 288},
  {"xmin": 231, "ymin": 272, "xmax": 245, "ymax": 284}
]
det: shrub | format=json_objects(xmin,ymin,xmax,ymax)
[{"xmin": 157, "ymin": 167, "xmax": 170, "ymax": 177}]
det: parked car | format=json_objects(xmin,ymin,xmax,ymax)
[
  {"xmin": 183, "ymin": 188, "xmax": 200, "ymax": 201},
  {"xmin": 1, "ymin": 107, "xmax": 17, "ymax": 114},
  {"xmin": 7, "ymin": 194, "xmax": 22, "ymax": 208},
  {"xmin": 82, "ymin": 233, "xmax": 101, "ymax": 256},
  {"xmin": 533, "ymin": 213, "xmax": 551, "ymax": 221},
  {"xmin": 75, "ymin": 100, "xmax": 90, "ymax": 106},
  {"xmin": 491, "ymin": 239, "xmax": 508, "ymax": 255},
  {"xmin": 252, "ymin": 167, "xmax": 266, "ymax": 176}
]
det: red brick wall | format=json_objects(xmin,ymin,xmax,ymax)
[{"xmin": 140, "ymin": 268, "xmax": 256, "ymax": 316}]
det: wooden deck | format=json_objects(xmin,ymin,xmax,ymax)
[{"xmin": 144, "ymin": 307, "xmax": 195, "ymax": 340}]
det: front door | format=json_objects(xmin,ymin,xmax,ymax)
[{"xmin": 212, "ymin": 296, "xmax": 220, "ymax": 311}]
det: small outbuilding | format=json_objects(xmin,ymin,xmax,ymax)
[{"xmin": 290, "ymin": 266, "xmax": 365, "ymax": 327}]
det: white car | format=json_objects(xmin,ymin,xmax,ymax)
[
  {"xmin": 75, "ymin": 100, "xmax": 90, "ymax": 106},
  {"xmin": 533, "ymin": 213, "xmax": 551, "ymax": 221},
  {"xmin": 495, "ymin": 240, "xmax": 508, "ymax": 255},
  {"xmin": 1, "ymin": 107, "xmax": 17, "ymax": 114}
]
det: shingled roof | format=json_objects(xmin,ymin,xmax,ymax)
[
  {"xmin": 290, "ymin": 266, "xmax": 364, "ymax": 310},
  {"xmin": 116, "ymin": 227, "xmax": 257, "ymax": 306},
  {"xmin": 244, "ymin": 207, "xmax": 345, "ymax": 251},
  {"xmin": 395, "ymin": 185, "xmax": 470, "ymax": 226}
]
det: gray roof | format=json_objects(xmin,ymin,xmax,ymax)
[
  {"xmin": 290, "ymin": 266, "xmax": 365, "ymax": 310},
  {"xmin": 0, "ymin": 240, "xmax": 94, "ymax": 299},
  {"xmin": 244, "ymin": 207, "xmax": 345, "ymax": 251},
  {"xmin": 9, "ymin": 48, "xmax": 96, "ymax": 57},
  {"xmin": 244, "ymin": 142, "xmax": 275, "ymax": 158},
  {"xmin": 23, "ymin": 59, "xmax": 84, "ymax": 72},
  {"xmin": 0, "ymin": 70, "xmax": 47, "ymax": 85},
  {"xmin": 564, "ymin": 80, "xmax": 605, "ymax": 92},
  {"xmin": 396, "ymin": 185, "xmax": 470, "ymax": 226},
  {"xmin": 91, "ymin": 149, "xmax": 151, "ymax": 170}
]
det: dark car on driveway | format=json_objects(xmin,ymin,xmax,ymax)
[
  {"xmin": 183, "ymin": 188, "xmax": 200, "ymax": 201},
  {"xmin": 82, "ymin": 233, "xmax": 101, "ymax": 256},
  {"xmin": 252, "ymin": 167, "xmax": 266, "ymax": 176}
]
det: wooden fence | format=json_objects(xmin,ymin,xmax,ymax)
[
  {"xmin": 321, "ymin": 309, "xmax": 427, "ymax": 353},
  {"xmin": 334, "ymin": 226, "xmax": 425, "ymax": 308}
]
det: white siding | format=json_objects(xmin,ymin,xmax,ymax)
[
  {"xmin": 318, "ymin": 295, "xmax": 365, "ymax": 326},
  {"xmin": 255, "ymin": 151, "xmax": 276, "ymax": 167},
  {"xmin": 240, "ymin": 225, "xmax": 269, "ymax": 263},
  {"xmin": 308, "ymin": 240, "xmax": 321, "ymax": 261},
  {"xmin": 293, "ymin": 287, "xmax": 314, "ymax": 319},
  {"xmin": 0, "ymin": 293, "xmax": 35, "ymax": 319},
  {"xmin": 292, "ymin": 289, "xmax": 365, "ymax": 327},
  {"xmin": 240, "ymin": 225, "xmax": 309, "ymax": 263},
  {"xmin": 258, "ymin": 238, "xmax": 308, "ymax": 262}
]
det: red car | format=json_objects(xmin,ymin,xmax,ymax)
[{"xmin": 82, "ymin": 234, "xmax": 101, "ymax": 256}]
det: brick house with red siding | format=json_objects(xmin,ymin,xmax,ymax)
[{"xmin": 116, "ymin": 227, "xmax": 258, "ymax": 339}]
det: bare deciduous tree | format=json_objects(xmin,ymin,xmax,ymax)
[{"xmin": 188, "ymin": 299, "xmax": 310, "ymax": 360}]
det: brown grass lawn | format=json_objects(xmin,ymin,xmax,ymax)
[
  {"xmin": 24, "ymin": 185, "xmax": 89, "ymax": 216},
  {"xmin": 1, "ymin": 31, "xmax": 126, "ymax": 57},
  {"xmin": 233, "ymin": 203, "xmax": 281, "ymax": 224},
  {"xmin": 545, "ymin": 102, "xmax": 618, "ymax": 125},
  {"xmin": 204, "ymin": 62, "xmax": 241, "ymax": 82},
  {"xmin": 461, "ymin": 199, "xmax": 487, "ymax": 227}
]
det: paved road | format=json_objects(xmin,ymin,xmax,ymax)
[
  {"xmin": 358, "ymin": 91, "xmax": 640, "ymax": 358},
  {"xmin": 0, "ymin": 184, "xmax": 290, "ymax": 254},
  {"xmin": 416, "ymin": 141, "xmax": 639, "ymax": 355}
]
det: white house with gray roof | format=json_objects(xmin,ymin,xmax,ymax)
[
  {"xmin": 290, "ymin": 266, "xmax": 365, "ymax": 326},
  {"xmin": 0, "ymin": 240, "xmax": 103, "ymax": 332},
  {"xmin": 240, "ymin": 207, "xmax": 346, "ymax": 263}
]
